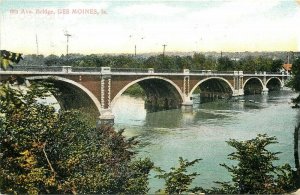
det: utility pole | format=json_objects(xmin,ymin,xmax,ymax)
[
  {"xmin": 35, "ymin": 34, "xmax": 39, "ymax": 55},
  {"xmin": 134, "ymin": 44, "xmax": 136, "ymax": 57},
  {"xmin": 64, "ymin": 31, "xmax": 72, "ymax": 56},
  {"xmin": 162, "ymin": 44, "xmax": 167, "ymax": 57}
]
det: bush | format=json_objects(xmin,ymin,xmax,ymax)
[
  {"xmin": 0, "ymin": 82, "xmax": 153, "ymax": 194},
  {"xmin": 215, "ymin": 134, "xmax": 295, "ymax": 194},
  {"xmin": 155, "ymin": 157, "xmax": 202, "ymax": 194}
]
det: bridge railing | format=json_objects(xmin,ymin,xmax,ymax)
[
  {"xmin": 3, "ymin": 66, "xmax": 290, "ymax": 76},
  {"xmin": 266, "ymin": 71, "xmax": 289, "ymax": 75},
  {"xmin": 12, "ymin": 65, "xmax": 64, "ymax": 72},
  {"xmin": 72, "ymin": 67, "xmax": 102, "ymax": 72},
  {"xmin": 190, "ymin": 70, "xmax": 234, "ymax": 74},
  {"xmin": 154, "ymin": 69, "xmax": 179, "ymax": 73},
  {"xmin": 243, "ymin": 71, "xmax": 267, "ymax": 75},
  {"xmin": 111, "ymin": 68, "xmax": 149, "ymax": 73},
  {"xmin": 11, "ymin": 65, "xmax": 104, "ymax": 73},
  {"xmin": 243, "ymin": 71, "xmax": 285, "ymax": 75}
]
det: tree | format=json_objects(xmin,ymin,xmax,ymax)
[
  {"xmin": 217, "ymin": 56, "xmax": 235, "ymax": 71},
  {"xmin": 238, "ymin": 55, "xmax": 256, "ymax": 71},
  {"xmin": 203, "ymin": 55, "xmax": 217, "ymax": 70},
  {"xmin": 144, "ymin": 56, "xmax": 162, "ymax": 69},
  {"xmin": 18, "ymin": 54, "xmax": 45, "ymax": 66},
  {"xmin": 181, "ymin": 56, "xmax": 193, "ymax": 70},
  {"xmin": 0, "ymin": 82, "xmax": 153, "ymax": 194},
  {"xmin": 271, "ymin": 59, "xmax": 283, "ymax": 72},
  {"xmin": 254, "ymin": 56, "xmax": 273, "ymax": 72},
  {"xmin": 192, "ymin": 53, "xmax": 206, "ymax": 70},
  {"xmin": 217, "ymin": 134, "xmax": 295, "ymax": 194},
  {"xmin": 289, "ymin": 57, "xmax": 300, "ymax": 103},
  {"xmin": 293, "ymin": 123, "xmax": 300, "ymax": 187},
  {"xmin": 44, "ymin": 54, "xmax": 60, "ymax": 66},
  {"xmin": 155, "ymin": 157, "xmax": 202, "ymax": 194}
]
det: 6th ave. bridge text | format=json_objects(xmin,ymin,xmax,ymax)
[{"xmin": 9, "ymin": 8, "xmax": 107, "ymax": 16}]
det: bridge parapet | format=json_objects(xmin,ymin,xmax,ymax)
[
  {"xmin": 72, "ymin": 66, "xmax": 102, "ymax": 72},
  {"xmin": 11, "ymin": 65, "xmax": 104, "ymax": 73},
  {"xmin": 62, "ymin": 66, "xmax": 72, "ymax": 73},
  {"xmin": 4, "ymin": 66, "xmax": 290, "ymax": 77},
  {"xmin": 12, "ymin": 65, "xmax": 65, "ymax": 72},
  {"xmin": 266, "ymin": 71, "xmax": 290, "ymax": 76},
  {"xmin": 148, "ymin": 68, "xmax": 154, "ymax": 73},
  {"xmin": 111, "ymin": 68, "xmax": 149, "ymax": 73},
  {"xmin": 190, "ymin": 70, "xmax": 233, "ymax": 75},
  {"xmin": 243, "ymin": 71, "xmax": 288, "ymax": 76},
  {"xmin": 183, "ymin": 69, "xmax": 189, "ymax": 75},
  {"xmin": 101, "ymin": 66, "xmax": 111, "ymax": 74}
]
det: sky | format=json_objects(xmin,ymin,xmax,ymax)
[{"xmin": 0, "ymin": 0, "xmax": 299, "ymax": 56}]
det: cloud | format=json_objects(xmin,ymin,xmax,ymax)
[{"xmin": 186, "ymin": 0, "xmax": 281, "ymax": 26}]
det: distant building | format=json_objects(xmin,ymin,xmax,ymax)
[
  {"xmin": 282, "ymin": 63, "xmax": 292, "ymax": 73},
  {"xmin": 230, "ymin": 57, "xmax": 240, "ymax": 61}
]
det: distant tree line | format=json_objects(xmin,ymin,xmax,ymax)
[{"xmin": 18, "ymin": 52, "xmax": 294, "ymax": 72}]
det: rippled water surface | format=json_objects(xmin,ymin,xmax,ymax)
[{"xmin": 112, "ymin": 89, "xmax": 300, "ymax": 192}]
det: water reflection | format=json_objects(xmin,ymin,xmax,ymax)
[{"xmin": 145, "ymin": 109, "xmax": 183, "ymax": 128}]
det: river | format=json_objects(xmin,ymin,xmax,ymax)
[{"xmin": 112, "ymin": 89, "xmax": 300, "ymax": 192}]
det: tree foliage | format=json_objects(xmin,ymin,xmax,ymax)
[
  {"xmin": 271, "ymin": 59, "xmax": 284, "ymax": 72},
  {"xmin": 286, "ymin": 57, "xmax": 300, "ymax": 104},
  {"xmin": 0, "ymin": 82, "xmax": 153, "ymax": 194},
  {"xmin": 293, "ymin": 123, "xmax": 300, "ymax": 187},
  {"xmin": 216, "ymin": 134, "xmax": 295, "ymax": 194},
  {"xmin": 155, "ymin": 157, "xmax": 202, "ymax": 194},
  {"xmin": 217, "ymin": 56, "xmax": 235, "ymax": 71},
  {"xmin": 291, "ymin": 58, "xmax": 300, "ymax": 90}
]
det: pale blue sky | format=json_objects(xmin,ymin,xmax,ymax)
[{"xmin": 0, "ymin": 0, "xmax": 299, "ymax": 55}]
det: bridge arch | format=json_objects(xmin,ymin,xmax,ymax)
[
  {"xmin": 243, "ymin": 77, "xmax": 264, "ymax": 95},
  {"xmin": 266, "ymin": 77, "xmax": 283, "ymax": 88},
  {"xmin": 111, "ymin": 76, "xmax": 184, "ymax": 109},
  {"xmin": 26, "ymin": 76, "xmax": 102, "ymax": 115},
  {"xmin": 189, "ymin": 77, "xmax": 235, "ymax": 97},
  {"xmin": 243, "ymin": 77, "xmax": 264, "ymax": 89}
]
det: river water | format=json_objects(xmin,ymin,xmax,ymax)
[{"xmin": 112, "ymin": 89, "xmax": 300, "ymax": 192}]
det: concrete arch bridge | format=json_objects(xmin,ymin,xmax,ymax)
[{"xmin": 0, "ymin": 66, "xmax": 290, "ymax": 124}]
